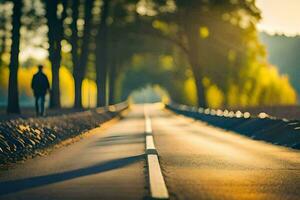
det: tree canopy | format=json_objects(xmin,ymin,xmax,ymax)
[{"xmin": 0, "ymin": 0, "xmax": 297, "ymax": 113}]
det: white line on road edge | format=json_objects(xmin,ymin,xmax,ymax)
[
  {"xmin": 148, "ymin": 155, "xmax": 169, "ymax": 199},
  {"xmin": 146, "ymin": 135, "xmax": 156, "ymax": 151},
  {"xmin": 145, "ymin": 116, "xmax": 152, "ymax": 135},
  {"xmin": 144, "ymin": 106, "xmax": 169, "ymax": 199},
  {"xmin": 144, "ymin": 105, "xmax": 152, "ymax": 135}
]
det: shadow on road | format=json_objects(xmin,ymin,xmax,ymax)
[
  {"xmin": 91, "ymin": 133, "xmax": 145, "ymax": 147},
  {"xmin": 0, "ymin": 154, "xmax": 145, "ymax": 196}
]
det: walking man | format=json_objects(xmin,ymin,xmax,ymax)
[{"xmin": 31, "ymin": 65, "xmax": 50, "ymax": 116}]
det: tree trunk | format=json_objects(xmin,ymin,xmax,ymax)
[
  {"xmin": 73, "ymin": 77, "xmax": 83, "ymax": 108},
  {"xmin": 96, "ymin": 0, "xmax": 109, "ymax": 107},
  {"xmin": 0, "ymin": 4, "xmax": 6, "ymax": 66},
  {"xmin": 45, "ymin": 0, "xmax": 67, "ymax": 108},
  {"xmin": 0, "ymin": 13, "xmax": 6, "ymax": 67},
  {"xmin": 7, "ymin": 0, "xmax": 22, "ymax": 114},
  {"xmin": 108, "ymin": 61, "xmax": 116, "ymax": 105},
  {"xmin": 183, "ymin": 10, "xmax": 207, "ymax": 108},
  {"xmin": 72, "ymin": 0, "xmax": 93, "ymax": 108},
  {"xmin": 50, "ymin": 63, "xmax": 60, "ymax": 107},
  {"xmin": 45, "ymin": 0, "xmax": 59, "ymax": 108},
  {"xmin": 187, "ymin": 55, "xmax": 207, "ymax": 108},
  {"xmin": 74, "ymin": 77, "xmax": 82, "ymax": 108},
  {"xmin": 186, "ymin": 45, "xmax": 207, "ymax": 107},
  {"xmin": 71, "ymin": 0, "xmax": 81, "ymax": 108},
  {"xmin": 193, "ymin": 68, "xmax": 207, "ymax": 108},
  {"xmin": 0, "ymin": 32, "xmax": 5, "ymax": 68},
  {"xmin": 79, "ymin": 3, "xmax": 93, "ymax": 106}
]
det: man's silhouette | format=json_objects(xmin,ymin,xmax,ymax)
[{"xmin": 31, "ymin": 65, "xmax": 50, "ymax": 116}]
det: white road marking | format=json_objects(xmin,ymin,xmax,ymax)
[
  {"xmin": 144, "ymin": 106, "xmax": 169, "ymax": 199},
  {"xmin": 146, "ymin": 135, "xmax": 156, "ymax": 150},
  {"xmin": 147, "ymin": 155, "xmax": 169, "ymax": 199},
  {"xmin": 145, "ymin": 116, "xmax": 152, "ymax": 135},
  {"xmin": 144, "ymin": 105, "xmax": 152, "ymax": 135}
]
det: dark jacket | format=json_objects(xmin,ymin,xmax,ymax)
[{"xmin": 31, "ymin": 72, "xmax": 50, "ymax": 96}]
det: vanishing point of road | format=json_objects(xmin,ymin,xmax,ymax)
[{"xmin": 0, "ymin": 104, "xmax": 300, "ymax": 200}]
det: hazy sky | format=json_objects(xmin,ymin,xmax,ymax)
[{"xmin": 256, "ymin": 0, "xmax": 300, "ymax": 36}]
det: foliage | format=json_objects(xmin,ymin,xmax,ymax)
[
  {"xmin": 0, "ymin": 0, "xmax": 298, "ymax": 110},
  {"xmin": 0, "ymin": 64, "xmax": 97, "ymax": 107},
  {"xmin": 260, "ymin": 32, "xmax": 300, "ymax": 100}
]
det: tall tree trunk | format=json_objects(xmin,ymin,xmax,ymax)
[
  {"xmin": 108, "ymin": 60, "xmax": 116, "ymax": 105},
  {"xmin": 78, "ymin": 0, "xmax": 93, "ymax": 108},
  {"xmin": 187, "ymin": 50, "xmax": 207, "ymax": 108},
  {"xmin": 45, "ymin": 0, "xmax": 67, "ymax": 108},
  {"xmin": 7, "ymin": 0, "xmax": 22, "ymax": 114},
  {"xmin": 184, "ymin": 10, "xmax": 207, "ymax": 108},
  {"xmin": 72, "ymin": 0, "xmax": 94, "ymax": 108},
  {"xmin": 79, "ymin": 0, "xmax": 93, "ymax": 73},
  {"xmin": 45, "ymin": 0, "xmax": 59, "ymax": 108},
  {"xmin": 193, "ymin": 68, "xmax": 207, "ymax": 108},
  {"xmin": 0, "ymin": 3, "xmax": 6, "ymax": 67},
  {"xmin": 186, "ymin": 36, "xmax": 207, "ymax": 108},
  {"xmin": 96, "ymin": 0, "xmax": 109, "ymax": 107},
  {"xmin": 0, "ymin": 32, "xmax": 6, "ymax": 68},
  {"xmin": 186, "ymin": 42, "xmax": 207, "ymax": 107},
  {"xmin": 71, "ymin": 0, "xmax": 81, "ymax": 108}
]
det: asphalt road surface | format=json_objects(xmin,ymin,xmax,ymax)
[
  {"xmin": 1, "ymin": 104, "xmax": 300, "ymax": 200},
  {"xmin": 0, "ymin": 106, "xmax": 146, "ymax": 200}
]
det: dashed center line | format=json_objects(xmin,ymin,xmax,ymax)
[{"xmin": 144, "ymin": 106, "xmax": 169, "ymax": 199}]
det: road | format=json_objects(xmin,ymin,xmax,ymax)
[
  {"xmin": 1, "ymin": 104, "xmax": 300, "ymax": 200},
  {"xmin": 0, "ymin": 106, "xmax": 146, "ymax": 200}
]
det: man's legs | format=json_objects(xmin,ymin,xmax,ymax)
[
  {"xmin": 40, "ymin": 95, "xmax": 45, "ymax": 116},
  {"xmin": 35, "ymin": 96, "xmax": 39, "ymax": 116}
]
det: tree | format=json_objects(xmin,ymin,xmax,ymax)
[
  {"xmin": 0, "ymin": 2, "xmax": 8, "ymax": 68},
  {"xmin": 45, "ymin": 0, "xmax": 67, "ymax": 108},
  {"xmin": 108, "ymin": 52, "xmax": 118, "ymax": 105},
  {"xmin": 132, "ymin": 0, "xmax": 261, "ymax": 108},
  {"xmin": 95, "ymin": 0, "xmax": 110, "ymax": 107},
  {"xmin": 0, "ymin": 33, "xmax": 5, "ymax": 68},
  {"xmin": 72, "ymin": 0, "xmax": 94, "ymax": 108},
  {"xmin": 70, "ymin": 0, "xmax": 80, "ymax": 108},
  {"xmin": 7, "ymin": 0, "xmax": 22, "ymax": 114}
]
